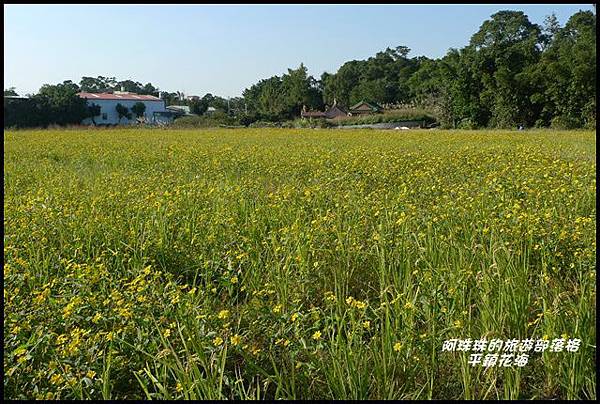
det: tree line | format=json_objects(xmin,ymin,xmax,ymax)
[
  {"xmin": 243, "ymin": 10, "xmax": 595, "ymax": 129},
  {"xmin": 4, "ymin": 80, "xmax": 149, "ymax": 128},
  {"xmin": 5, "ymin": 9, "xmax": 595, "ymax": 129}
]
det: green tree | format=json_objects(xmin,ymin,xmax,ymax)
[
  {"xmin": 35, "ymin": 80, "xmax": 89, "ymax": 126},
  {"xmin": 131, "ymin": 102, "xmax": 146, "ymax": 120},
  {"xmin": 141, "ymin": 83, "xmax": 158, "ymax": 96},
  {"xmin": 468, "ymin": 10, "xmax": 543, "ymax": 127},
  {"xmin": 4, "ymin": 87, "xmax": 18, "ymax": 96},
  {"xmin": 115, "ymin": 103, "xmax": 132, "ymax": 123},
  {"xmin": 87, "ymin": 103, "xmax": 102, "ymax": 126},
  {"xmin": 189, "ymin": 98, "xmax": 207, "ymax": 115},
  {"xmin": 79, "ymin": 76, "xmax": 117, "ymax": 93},
  {"xmin": 281, "ymin": 63, "xmax": 323, "ymax": 116},
  {"xmin": 536, "ymin": 11, "xmax": 596, "ymax": 128}
]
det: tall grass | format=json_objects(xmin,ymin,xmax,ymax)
[{"xmin": 3, "ymin": 128, "xmax": 596, "ymax": 400}]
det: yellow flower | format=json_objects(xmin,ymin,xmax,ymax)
[
  {"xmin": 404, "ymin": 301, "xmax": 414, "ymax": 310},
  {"xmin": 273, "ymin": 304, "xmax": 282, "ymax": 314},
  {"xmin": 312, "ymin": 330, "xmax": 322, "ymax": 340},
  {"xmin": 230, "ymin": 334, "xmax": 242, "ymax": 346},
  {"xmin": 176, "ymin": 382, "xmax": 183, "ymax": 392},
  {"xmin": 217, "ymin": 310, "xmax": 230, "ymax": 320},
  {"xmin": 346, "ymin": 296, "xmax": 354, "ymax": 305},
  {"xmin": 393, "ymin": 342, "xmax": 402, "ymax": 352},
  {"xmin": 362, "ymin": 320, "xmax": 371, "ymax": 330},
  {"xmin": 86, "ymin": 370, "xmax": 96, "ymax": 379},
  {"xmin": 163, "ymin": 329, "xmax": 171, "ymax": 338},
  {"xmin": 324, "ymin": 292, "xmax": 336, "ymax": 302},
  {"xmin": 453, "ymin": 320, "xmax": 462, "ymax": 329},
  {"xmin": 213, "ymin": 336, "xmax": 224, "ymax": 346},
  {"xmin": 50, "ymin": 373, "xmax": 64, "ymax": 385},
  {"xmin": 231, "ymin": 276, "xmax": 238, "ymax": 284},
  {"xmin": 354, "ymin": 300, "xmax": 367, "ymax": 309},
  {"xmin": 291, "ymin": 312, "xmax": 299, "ymax": 322}
]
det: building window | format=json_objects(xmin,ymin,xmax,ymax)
[{"xmin": 102, "ymin": 113, "xmax": 107, "ymax": 120}]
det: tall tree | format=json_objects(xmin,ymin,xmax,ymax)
[
  {"xmin": 35, "ymin": 80, "xmax": 88, "ymax": 126},
  {"xmin": 468, "ymin": 10, "xmax": 543, "ymax": 127},
  {"xmin": 535, "ymin": 10, "xmax": 596, "ymax": 128}
]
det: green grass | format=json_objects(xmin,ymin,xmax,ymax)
[{"xmin": 3, "ymin": 128, "xmax": 596, "ymax": 400}]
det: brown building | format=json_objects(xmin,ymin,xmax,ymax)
[
  {"xmin": 301, "ymin": 99, "xmax": 348, "ymax": 120},
  {"xmin": 348, "ymin": 100, "xmax": 382, "ymax": 116}
]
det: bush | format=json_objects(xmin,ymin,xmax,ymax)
[
  {"xmin": 337, "ymin": 109, "xmax": 437, "ymax": 126},
  {"xmin": 247, "ymin": 120, "xmax": 281, "ymax": 128},
  {"xmin": 287, "ymin": 118, "xmax": 335, "ymax": 129},
  {"xmin": 171, "ymin": 112, "xmax": 239, "ymax": 128},
  {"xmin": 550, "ymin": 115, "xmax": 580, "ymax": 130},
  {"xmin": 456, "ymin": 118, "xmax": 478, "ymax": 130}
]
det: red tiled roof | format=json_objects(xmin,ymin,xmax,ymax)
[{"xmin": 77, "ymin": 92, "xmax": 162, "ymax": 101}]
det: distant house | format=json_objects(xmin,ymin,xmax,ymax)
[
  {"xmin": 324, "ymin": 103, "xmax": 348, "ymax": 119},
  {"xmin": 301, "ymin": 100, "xmax": 348, "ymax": 120},
  {"xmin": 205, "ymin": 106, "xmax": 217, "ymax": 115},
  {"xmin": 78, "ymin": 92, "xmax": 173, "ymax": 125},
  {"xmin": 348, "ymin": 100, "xmax": 382, "ymax": 116}
]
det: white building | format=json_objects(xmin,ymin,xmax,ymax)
[{"xmin": 78, "ymin": 92, "xmax": 176, "ymax": 125}]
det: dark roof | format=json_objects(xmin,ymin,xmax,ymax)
[
  {"xmin": 325, "ymin": 105, "xmax": 348, "ymax": 118},
  {"xmin": 349, "ymin": 100, "xmax": 381, "ymax": 112}
]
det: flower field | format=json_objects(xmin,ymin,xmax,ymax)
[{"xmin": 3, "ymin": 128, "xmax": 596, "ymax": 400}]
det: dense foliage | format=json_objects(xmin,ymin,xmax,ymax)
[
  {"xmin": 79, "ymin": 76, "xmax": 159, "ymax": 96},
  {"xmin": 407, "ymin": 10, "xmax": 595, "ymax": 128},
  {"xmin": 4, "ymin": 129, "xmax": 596, "ymax": 399},
  {"xmin": 4, "ymin": 81, "xmax": 94, "ymax": 128},
  {"xmin": 242, "ymin": 10, "xmax": 595, "ymax": 128}
]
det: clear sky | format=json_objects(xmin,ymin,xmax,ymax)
[{"xmin": 4, "ymin": 4, "xmax": 594, "ymax": 98}]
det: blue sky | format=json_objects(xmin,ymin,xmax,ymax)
[{"xmin": 4, "ymin": 4, "xmax": 594, "ymax": 98}]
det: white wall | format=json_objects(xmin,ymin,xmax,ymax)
[{"xmin": 81, "ymin": 98, "xmax": 171, "ymax": 125}]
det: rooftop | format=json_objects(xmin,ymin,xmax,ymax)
[
  {"xmin": 349, "ymin": 100, "xmax": 381, "ymax": 111},
  {"xmin": 77, "ymin": 92, "xmax": 162, "ymax": 101}
]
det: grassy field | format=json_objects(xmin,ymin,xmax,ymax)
[{"xmin": 3, "ymin": 128, "xmax": 596, "ymax": 400}]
